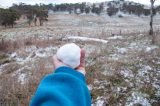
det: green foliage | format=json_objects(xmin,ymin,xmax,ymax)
[
  {"xmin": 91, "ymin": 89, "xmax": 104, "ymax": 100},
  {"xmin": 10, "ymin": 3, "xmax": 49, "ymax": 26},
  {"xmin": 107, "ymin": 6, "xmax": 118, "ymax": 16},
  {"xmin": 36, "ymin": 9, "xmax": 48, "ymax": 26},
  {"xmin": 91, "ymin": 4, "xmax": 102, "ymax": 15},
  {"xmin": 85, "ymin": 7, "xmax": 90, "ymax": 14},
  {"xmin": 7, "ymin": 1, "xmax": 160, "ymax": 17},
  {"xmin": 139, "ymin": 85, "xmax": 157, "ymax": 100},
  {"xmin": 0, "ymin": 8, "xmax": 20, "ymax": 27},
  {"xmin": 0, "ymin": 53, "xmax": 11, "ymax": 65}
]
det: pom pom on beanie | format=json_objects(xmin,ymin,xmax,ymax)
[{"xmin": 56, "ymin": 43, "xmax": 81, "ymax": 69}]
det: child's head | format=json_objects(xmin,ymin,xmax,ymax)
[{"xmin": 56, "ymin": 43, "xmax": 81, "ymax": 69}]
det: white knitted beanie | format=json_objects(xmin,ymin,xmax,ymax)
[{"xmin": 56, "ymin": 43, "xmax": 81, "ymax": 69}]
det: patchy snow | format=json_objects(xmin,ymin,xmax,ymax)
[
  {"xmin": 1, "ymin": 13, "xmax": 160, "ymax": 106},
  {"xmin": 0, "ymin": 64, "xmax": 8, "ymax": 75},
  {"xmin": 10, "ymin": 46, "xmax": 57, "ymax": 65},
  {"xmin": 92, "ymin": 97, "xmax": 106, "ymax": 106},
  {"xmin": 117, "ymin": 48, "xmax": 128, "ymax": 54},
  {"xmin": 12, "ymin": 66, "xmax": 31, "ymax": 84},
  {"xmin": 12, "ymin": 52, "xmax": 35, "ymax": 64},
  {"xmin": 108, "ymin": 54, "xmax": 120, "ymax": 61},
  {"xmin": 128, "ymin": 41, "xmax": 154, "ymax": 51},
  {"xmin": 126, "ymin": 92, "xmax": 151, "ymax": 106},
  {"xmin": 25, "ymin": 45, "xmax": 37, "ymax": 52},
  {"xmin": 6, "ymin": 45, "xmax": 57, "ymax": 84},
  {"xmin": 64, "ymin": 36, "xmax": 108, "ymax": 44},
  {"xmin": 107, "ymin": 36, "xmax": 123, "ymax": 40},
  {"xmin": 153, "ymin": 83, "xmax": 160, "ymax": 97},
  {"xmin": 18, "ymin": 73, "xmax": 27, "ymax": 84},
  {"xmin": 88, "ymin": 84, "xmax": 93, "ymax": 91},
  {"xmin": 35, "ymin": 49, "xmax": 47, "ymax": 58},
  {"xmin": 10, "ymin": 52, "xmax": 24, "ymax": 62},
  {"xmin": 120, "ymin": 69, "xmax": 134, "ymax": 78},
  {"xmin": 138, "ymin": 65, "xmax": 152, "ymax": 77},
  {"xmin": 145, "ymin": 46, "xmax": 158, "ymax": 53}
]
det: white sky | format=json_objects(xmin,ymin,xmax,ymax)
[{"xmin": 0, "ymin": 0, "xmax": 160, "ymax": 7}]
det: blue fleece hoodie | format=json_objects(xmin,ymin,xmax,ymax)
[{"xmin": 30, "ymin": 66, "xmax": 91, "ymax": 106}]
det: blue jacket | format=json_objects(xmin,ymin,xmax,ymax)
[{"xmin": 30, "ymin": 66, "xmax": 91, "ymax": 106}]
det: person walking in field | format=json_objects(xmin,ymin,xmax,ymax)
[{"xmin": 30, "ymin": 43, "xmax": 91, "ymax": 106}]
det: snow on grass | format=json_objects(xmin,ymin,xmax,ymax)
[
  {"xmin": 25, "ymin": 45, "xmax": 37, "ymax": 52},
  {"xmin": 92, "ymin": 97, "xmax": 106, "ymax": 106},
  {"xmin": 35, "ymin": 49, "xmax": 47, "ymax": 58},
  {"xmin": 88, "ymin": 84, "xmax": 93, "ymax": 91},
  {"xmin": 117, "ymin": 47, "xmax": 128, "ymax": 54},
  {"xmin": 10, "ymin": 46, "xmax": 57, "ymax": 65},
  {"xmin": 138, "ymin": 65, "xmax": 152, "ymax": 77},
  {"xmin": 8, "ymin": 46, "xmax": 58, "ymax": 84},
  {"xmin": 64, "ymin": 36, "xmax": 108, "ymax": 44},
  {"xmin": 108, "ymin": 54, "xmax": 121, "ymax": 61},
  {"xmin": 12, "ymin": 66, "xmax": 31, "ymax": 84},
  {"xmin": 11, "ymin": 52, "xmax": 24, "ymax": 62},
  {"xmin": 126, "ymin": 92, "xmax": 151, "ymax": 106},
  {"xmin": 18, "ymin": 73, "xmax": 27, "ymax": 85},
  {"xmin": 153, "ymin": 82, "xmax": 160, "ymax": 97},
  {"xmin": 120, "ymin": 69, "xmax": 134, "ymax": 78},
  {"xmin": 107, "ymin": 36, "xmax": 123, "ymax": 40},
  {"xmin": 10, "ymin": 51, "xmax": 35, "ymax": 64},
  {"xmin": 0, "ymin": 63, "xmax": 8, "ymax": 75},
  {"xmin": 145, "ymin": 46, "xmax": 159, "ymax": 53}
]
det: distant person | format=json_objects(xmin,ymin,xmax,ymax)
[{"xmin": 30, "ymin": 43, "xmax": 91, "ymax": 106}]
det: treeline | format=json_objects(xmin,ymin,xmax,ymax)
[
  {"xmin": 1, "ymin": 1, "xmax": 160, "ymax": 28},
  {"xmin": 51, "ymin": 1, "xmax": 159, "ymax": 17},
  {"xmin": 0, "ymin": 3, "xmax": 49, "ymax": 27},
  {"xmin": 10, "ymin": 3, "xmax": 48, "ymax": 26},
  {"xmin": 51, "ymin": 2, "xmax": 104, "ymax": 15}
]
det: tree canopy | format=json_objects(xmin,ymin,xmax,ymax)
[{"xmin": 0, "ymin": 8, "xmax": 20, "ymax": 27}]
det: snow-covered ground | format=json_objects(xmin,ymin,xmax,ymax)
[
  {"xmin": 64, "ymin": 36, "xmax": 108, "ymax": 43},
  {"xmin": 0, "ymin": 14, "xmax": 160, "ymax": 106}
]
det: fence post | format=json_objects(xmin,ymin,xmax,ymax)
[
  {"xmin": 1, "ymin": 38, "xmax": 4, "ymax": 45},
  {"xmin": 48, "ymin": 34, "xmax": 49, "ymax": 43},
  {"xmin": 119, "ymin": 30, "xmax": 122, "ymax": 35}
]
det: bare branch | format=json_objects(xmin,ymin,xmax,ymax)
[
  {"xmin": 151, "ymin": 0, "xmax": 156, "ymax": 3},
  {"xmin": 153, "ymin": 0, "xmax": 156, "ymax": 3}
]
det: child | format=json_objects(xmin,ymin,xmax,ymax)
[{"xmin": 30, "ymin": 43, "xmax": 91, "ymax": 106}]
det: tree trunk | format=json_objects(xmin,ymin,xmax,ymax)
[
  {"xmin": 1, "ymin": 38, "xmax": 4, "ymax": 45},
  {"xmin": 39, "ymin": 18, "xmax": 43, "ymax": 26},
  {"xmin": 149, "ymin": 1, "xmax": 154, "ymax": 35},
  {"xmin": 34, "ymin": 18, "xmax": 37, "ymax": 26},
  {"xmin": 149, "ymin": 0, "xmax": 156, "ymax": 44}
]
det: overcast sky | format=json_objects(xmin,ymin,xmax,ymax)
[{"xmin": 0, "ymin": 0, "xmax": 160, "ymax": 7}]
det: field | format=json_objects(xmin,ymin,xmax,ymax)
[{"xmin": 0, "ymin": 13, "xmax": 160, "ymax": 106}]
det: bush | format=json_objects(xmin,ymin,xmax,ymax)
[
  {"xmin": 0, "ymin": 8, "xmax": 20, "ymax": 27},
  {"xmin": 118, "ymin": 14, "xmax": 123, "ymax": 18}
]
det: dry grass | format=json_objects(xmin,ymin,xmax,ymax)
[
  {"xmin": 0, "ymin": 37, "xmax": 62, "ymax": 53},
  {"xmin": 0, "ymin": 57, "xmax": 52, "ymax": 106},
  {"xmin": 0, "ymin": 37, "xmax": 56, "ymax": 105},
  {"xmin": 0, "ymin": 14, "xmax": 160, "ymax": 106}
]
